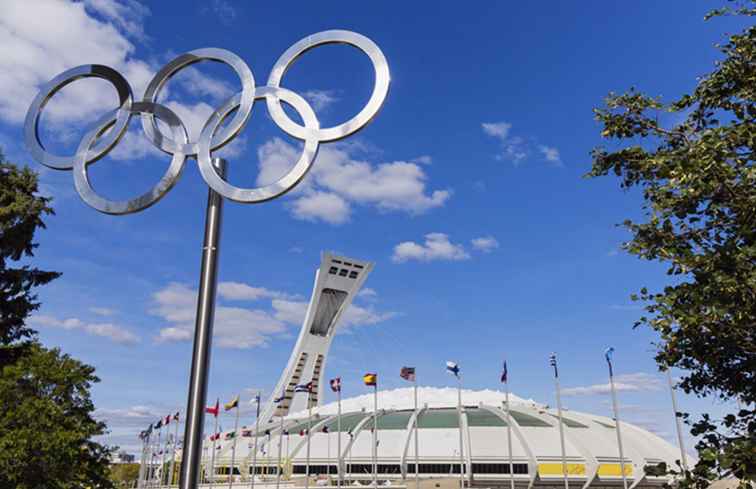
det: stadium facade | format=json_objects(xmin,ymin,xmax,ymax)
[{"xmin": 150, "ymin": 253, "xmax": 682, "ymax": 487}]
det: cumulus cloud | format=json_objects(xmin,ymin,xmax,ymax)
[
  {"xmin": 154, "ymin": 281, "xmax": 394, "ymax": 347},
  {"xmin": 392, "ymin": 233, "xmax": 470, "ymax": 263},
  {"xmin": 303, "ymin": 89, "xmax": 339, "ymax": 111},
  {"xmin": 256, "ymin": 139, "xmax": 450, "ymax": 225},
  {"xmin": 31, "ymin": 314, "xmax": 140, "ymax": 345},
  {"xmin": 561, "ymin": 373, "xmax": 664, "ymax": 396},
  {"xmin": 482, "ymin": 121, "xmax": 561, "ymax": 166},
  {"xmin": 89, "ymin": 306, "xmax": 117, "ymax": 316},
  {"xmin": 471, "ymin": 236, "xmax": 499, "ymax": 253}
]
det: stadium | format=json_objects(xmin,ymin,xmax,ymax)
[{"xmin": 143, "ymin": 253, "xmax": 683, "ymax": 488}]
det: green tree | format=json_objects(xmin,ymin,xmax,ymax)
[
  {"xmin": 0, "ymin": 152, "xmax": 114, "ymax": 488},
  {"xmin": 587, "ymin": 4, "xmax": 755, "ymax": 488},
  {"xmin": 108, "ymin": 463, "xmax": 140, "ymax": 488}
]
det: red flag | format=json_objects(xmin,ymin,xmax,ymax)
[
  {"xmin": 205, "ymin": 399, "xmax": 219, "ymax": 417},
  {"xmin": 164, "ymin": 415, "xmax": 171, "ymax": 425}
]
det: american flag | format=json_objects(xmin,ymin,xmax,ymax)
[
  {"xmin": 330, "ymin": 377, "xmax": 341, "ymax": 393},
  {"xmin": 400, "ymin": 366, "xmax": 416, "ymax": 382}
]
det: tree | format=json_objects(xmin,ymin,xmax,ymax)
[
  {"xmin": 0, "ymin": 343, "xmax": 113, "ymax": 489},
  {"xmin": 0, "ymin": 152, "xmax": 60, "ymax": 366},
  {"xmin": 0, "ymin": 152, "xmax": 114, "ymax": 488},
  {"xmin": 587, "ymin": 3, "xmax": 754, "ymax": 488}
]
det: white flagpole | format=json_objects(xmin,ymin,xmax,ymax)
[
  {"xmin": 414, "ymin": 376, "xmax": 419, "ymax": 489},
  {"xmin": 306, "ymin": 391, "xmax": 313, "ymax": 489},
  {"xmin": 138, "ymin": 433, "xmax": 148, "ymax": 489},
  {"xmin": 210, "ymin": 410, "xmax": 219, "ymax": 489},
  {"xmin": 154, "ymin": 426, "xmax": 162, "ymax": 489},
  {"xmin": 169, "ymin": 416, "xmax": 180, "ymax": 486},
  {"xmin": 276, "ymin": 414, "xmax": 285, "ymax": 489},
  {"xmin": 251, "ymin": 394, "xmax": 260, "ymax": 489},
  {"xmin": 161, "ymin": 421, "xmax": 170, "ymax": 486},
  {"xmin": 553, "ymin": 357, "xmax": 569, "ymax": 489},
  {"xmin": 607, "ymin": 360, "xmax": 628, "ymax": 489},
  {"xmin": 456, "ymin": 375, "xmax": 464, "ymax": 489},
  {"xmin": 666, "ymin": 370, "xmax": 689, "ymax": 472},
  {"xmin": 229, "ymin": 397, "xmax": 240, "ymax": 489},
  {"xmin": 337, "ymin": 386, "xmax": 343, "ymax": 489},
  {"xmin": 505, "ymin": 383, "xmax": 515, "ymax": 489},
  {"xmin": 372, "ymin": 383, "xmax": 378, "ymax": 489}
]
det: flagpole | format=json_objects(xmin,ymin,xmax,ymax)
[
  {"xmin": 138, "ymin": 433, "xmax": 148, "ymax": 489},
  {"xmin": 337, "ymin": 387, "xmax": 343, "ymax": 489},
  {"xmin": 306, "ymin": 391, "xmax": 312, "ymax": 489},
  {"xmin": 552, "ymin": 356, "xmax": 569, "ymax": 489},
  {"xmin": 607, "ymin": 357, "xmax": 628, "ymax": 489},
  {"xmin": 456, "ymin": 375, "xmax": 464, "ymax": 489},
  {"xmin": 666, "ymin": 370, "xmax": 689, "ymax": 473},
  {"xmin": 276, "ymin": 414, "xmax": 285, "ymax": 489},
  {"xmin": 170, "ymin": 416, "xmax": 180, "ymax": 487},
  {"xmin": 505, "ymin": 381, "xmax": 514, "ymax": 489},
  {"xmin": 229, "ymin": 397, "xmax": 240, "ymax": 489},
  {"xmin": 251, "ymin": 394, "xmax": 260, "ymax": 489},
  {"xmin": 210, "ymin": 404, "xmax": 219, "ymax": 489},
  {"xmin": 155, "ymin": 426, "xmax": 163, "ymax": 489},
  {"xmin": 372, "ymin": 383, "xmax": 378, "ymax": 489},
  {"xmin": 162, "ymin": 421, "xmax": 170, "ymax": 486},
  {"xmin": 413, "ymin": 377, "xmax": 419, "ymax": 489}
]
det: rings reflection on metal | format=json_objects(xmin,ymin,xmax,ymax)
[
  {"xmin": 141, "ymin": 48, "xmax": 255, "ymax": 156},
  {"xmin": 24, "ymin": 65, "xmax": 133, "ymax": 170},
  {"xmin": 197, "ymin": 86, "xmax": 319, "ymax": 203},
  {"xmin": 23, "ymin": 30, "xmax": 390, "ymax": 213},
  {"xmin": 73, "ymin": 102, "xmax": 189, "ymax": 215},
  {"xmin": 266, "ymin": 30, "xmax": 390, "ymax": 142}
]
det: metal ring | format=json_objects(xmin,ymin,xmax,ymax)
[
  {"xmin": 197, "ymin": 86, "xmax": 319, "ymax": 203},
  {"xmin": 141, "ymin": 48, "xmax": 255, "ymax": 156},
  {"xmin": 24, "ymin": 64, "xmax": 133, "ymax": 170},
  {"xmin": 266, "ymin": 30, "xmax": 390, "ymax": 142},
  {"xmin": 73, "ymin": 102, "xmax": 189, "ymax": 215}
]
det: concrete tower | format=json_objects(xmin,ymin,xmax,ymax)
[{"xmin": 257, "ymin": 252, "xmax": 373, "ymax": 427}]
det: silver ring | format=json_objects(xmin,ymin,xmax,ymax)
[
  {"xmin": 24, "ymin": 64, "xmax": 133, "ymax": 170},
  {"xmin": 266, "ymin": 30, "xmax": 390, "ymax": 142},
  {"xmin": 197, "ymin": 86, "xmax": 319, "ymax": 203},
  {"xmin": 141, "ymin": 48, "xmax": 255, "ymax": 156},
  {"xmin": 73, "ymin": 102, "xmax": 189, "ymax": 215}
]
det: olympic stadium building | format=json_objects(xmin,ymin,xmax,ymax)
[
  {"xmin": 144, "ymin": 254, "xmax": 682, "ymax": 488},
  {"xmin": 195, "ymin": 387, "xmax": 679, "ymax": 488}
]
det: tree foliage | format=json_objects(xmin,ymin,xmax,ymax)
[
  {"xmin": 0, "ymin": 152, "xmax": 113, "ymax": 488},
  {"xmin": 0, "ymin": 152, "xmax": 60, "ymax": 366},
  {"xmin": 588, "ymin": 3, "xmax": 754, "ymax": 488}
]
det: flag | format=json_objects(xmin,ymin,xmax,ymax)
[
  {"xmin": 446, "ymin": 361, "xmax": 460, "ymax": 377},
  {"xmin": 322, "ymin": 425, "xmax": 329, "ymax": 433},
  {"xmin": 225, "ymin": 432, "xmax": 235, "ymax": 440},
  {"xmin": 242, "ymin": 429, "xmax": 252, "ymax": 437},
  {"xmin": 273, "ymin": 391, "xmax": 285, "ymax": 403},
  {"xmin": 330, "ymin": 377, "xmax": 342, "ymax": 393},
  {"xmin": 210, "ymin": 433, "xmax": 220, "ymax": 441},
  {"xmin": 145, "ymin": 423, "xmax": 153, "ymax": 435},
  {"xmin": 295, "ymin": 382, "xmax": 313, "ymax": 393},
  {"xmin": 605, "ymin": 347, "xmax": 615, "ymax": 377},
  {"xmin": 500, "ymin": 361, "xmax": 508, "ymax": 383},
  {"xmin": 139, "ymin": 430, "xmax": 147, "ymax": 440},
  {"xmin": 165, "ymin": 414, "xmax": 171, "ymax": 426},
  {"xmin": 173, "ymin": 411, "xmax": 180, "ymax": 422},
  {"xmin": 363, "ymin": 373, "xmax": 377, "ymax": 386},
  {"xmin": 549, "ymin": 353, "xmax": 558, "ymax": 378},
  {"xmin": 299, "ymin": 429, "xmax": 306, "ymax": 436},
  {"xmin": 224, "ymin": 394, "xmax": 239, "ymax": 411},
  {"xmin": 155, "ymin": 419, "xmax": 163, "ymax": 429},
  {"xmin": 400, "ymin": 367, "xmax": 416, "ymax": 382},
  {"xmin": 205, "ymin": 399, "xmax": 220, "ymax": 417}
]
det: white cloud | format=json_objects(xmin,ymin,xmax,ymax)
[
  {"xmin": 89, "ymin": 306, "xmax": 116, "ymax": 316},
  {"xmin": 562, "ymin": 373, "xmax": 664, "ymax": 396},
  {"xmin": 0, "ymin": 0, "xmax": 153, "ymax": 125},
  {"xmin": 271, "ymin": 298, "xmax": 395, "ymax": 333},
  {"xmin": 303, "ymin": 89, "xmax": 339, "ymax": 111},
  {"xmin": 209, "ymin": 0, "xmax": 236, "ymax": 25},
  {"xmin": 482, "ymin": 121, "xmax": 561, "ymax": 166},
  {"xmin": 358, "ymin": 288, "xmax": 378, "ymax": 299},
  {"xmin": 257, "ymin": 138, "xmax": 450, "ymax": 225},
  {"xmin": 538, "ymin": 145, "xmax": 562, "ymax": 165},
  {"xmin": 392, "ymin": 233, "xmax": 470, "ymax": 263},
  {"xmin": 218, "ymin": 282, "xmax": 288, "ymax": 301},
  {"xmin": 471, "ymin": 236, "xmax": 499, "ymax": 253},
  {"xmin": 31, "ymin": 314, "xmax": 140, "ymax": 345}
]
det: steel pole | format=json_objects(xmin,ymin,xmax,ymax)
[
  {"xmin": 229, "ymin": 399, "xmax": 240, "ymax": 489},
  {"xmin": 373, "ymin": 385, "xmax": 378, "ymax": 488},
  {"xmin": 414, "ymin": 380, "xmax": 419, "ymax": 489},
  {"xmin": 506, "ymin": 388, "xmax": 514, "ymax": 489},
  {"xmin": 251, "ymin": 395, "xmax": 260, "ymax": 489},
  {"xmin": 337, "ymin": 388, "xmax": 343, "ymax": 489},
  {"xmin": 667, "ymin": 370, "xmax": 689, "ymax": 472},
  {"xmin": 306, "ymin": 396, "xmax": 312, "ymax": 489},
  {"xmin": 609, "ymin": 373, "xmax": 629, "ymax": 489},
  {"xmin": 554, "ymin": 376, "xmax": 569, "ymax": 489},
  {"xmin": 457, "ymin": 377, "xmax": 464, "ymax": 489},
  {"xmin": 179, "ymin": 158, "xmax": 226, "ymax": 489}
]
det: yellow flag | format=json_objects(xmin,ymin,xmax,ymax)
[{"xmin": 224, "ymin": 394, "xmax": 239, "ymax": 411}]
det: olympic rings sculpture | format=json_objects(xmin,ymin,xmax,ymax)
[{"xmin": 23, "ymin": 30, "xmax": 390, "ymax": 215}]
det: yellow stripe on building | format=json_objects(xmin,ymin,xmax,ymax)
[
  {"xmin": 538, "ymin": 463, "xmax": 586, "ymax": 476},
  {"xmin": 597, "ymin": 463, "xmax": 633, "ymax": 476}
]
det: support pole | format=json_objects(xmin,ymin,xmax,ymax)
[
  {"xmin": 554, "ymin": 375, "xmax": 569, "ymax": 489},
  {"xmin": 457, "ymin": 377, "xmax": 464, "ymax": 489},
  {"xmin": 251, "ymin": 394, "xmax": 261, "ymax": 489},
  {"xmin": 667, "ymin": 370, "xmax": 689, "ymax": 473},
  {"xmin": 306, "ymin": 394, "xmax": 313, "ymax": 489},
  {"xmin": 609, "ymin": 371, "xmax": 628, "ymax": 489},
  {"xmin": 414, "ymin": 379, "xmax": 419, "ymax": 489},
  {"xmin": 373, "ymin": 385, "xmax": 378, "ymax": 488},
  {"xmin": 506, "ymin": 388, "xmax": 515, "ymax": 489},
  {"xmin": 337, "ymin": 388, "xmax": 343, "ymax": 489},
  {"xmin": 229, "ymin": 398, "xmax": 240, "ymax": 489},
  {"xmin": 210, "ymin": 410, "xmax": 219, "ymax": 489},
  {"xmin": 179, "ymin": 158, "xmax": 226, "ymax": 489}
]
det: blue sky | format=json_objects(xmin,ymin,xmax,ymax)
[{"xmin": 0, "ymin": 1, "xmax": 748, "ymax": 454}]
